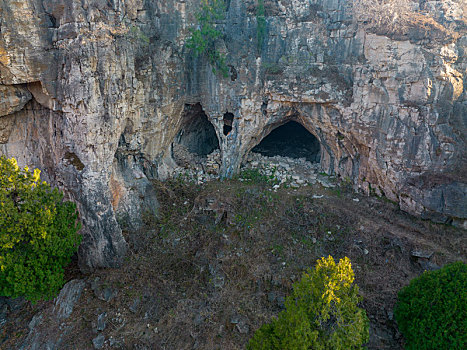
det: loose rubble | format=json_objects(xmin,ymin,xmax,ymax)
[
  {"xmin": 239, "ymin": 152, "xmax": 329, "ymax": 190},
  {"xmin": 170, "ymin": 144, "xmax": 222, "ymax": 183},
  {"xmin": 169, "ymin": 144, "xmax": 336, "ymax": 189}
]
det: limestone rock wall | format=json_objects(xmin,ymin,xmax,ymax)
[{"xmin": 0, "ymin": 0, "xmax": 465, "ymax": 268}]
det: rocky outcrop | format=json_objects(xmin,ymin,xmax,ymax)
[
  {"xmin": 19, "ymin": 279, "xmax": 86, "ymax": 349},
  {"xmin": 0, "ymin": 85, "xmax": 31, "ymax": 117},
  {"xmin": 0, "ymin": 0, "xmax": 465, "ymax": 269}
]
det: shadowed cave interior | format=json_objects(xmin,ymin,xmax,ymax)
[
  {"xmin": 223, "ymin": 112, "xmax": 234, "ymax": 135},
  {"xmin": 173, "ymin": 104, "xmax": 220, "ymax": 156},
  {"xmin": 252, "ymin": 121, "xmax": 321, "ymax": 162}
]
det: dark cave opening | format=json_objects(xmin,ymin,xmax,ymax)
[
  {"xmin": 252, "ymin": 121, "xmax": 321, "ymax": 162},
  {"xmin": 223, "ymin": 112, "xmax": 234, "ymax": 136},
  {"xmin": 173, "ymin": 104, "xmax": 219, "ymax": 156}
]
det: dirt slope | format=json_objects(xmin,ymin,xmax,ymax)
[{"xmin": 2, "ymin": 177, "xmax": 465, "ymax": 349}]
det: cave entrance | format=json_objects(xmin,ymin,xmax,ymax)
[
  {"xmin": 223, "ymin": 112, "xmax": 234, "ymax": 135},
  {"xmin": 170, "ymin": 103, "xmax": 221, "ymax": 181},
  {"xmin": 174, "ymin": 103, "xmax": 219, "ymax": 157},
  {"xmin": 252, "ymin": 121, "xmax": 321, "ymax": 162}
]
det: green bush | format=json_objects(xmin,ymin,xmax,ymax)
[
  {"xmin": 395, "ymin": 261, "xmax": 467, "ymax": 350},
  {"xmin": 186, "ymin": 0, "xmax": 229, "ymax": 77},
  {"xmin": 0, "ymin": 156, "xmax": 81, "ymax": 302},
  {"xmin": 248, "ymin": 256, "xmax": 369, "ymax": 350},
  {"xmin": 256, "ymin": 0, "xmax": 266, "ymax": 52}
]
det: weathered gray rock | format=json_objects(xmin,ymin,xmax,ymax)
[
  {"xmin": 0, "ymin": 113, "xmax": 15, "ymax": 144},
  {"xmin": 0, "ymin": 85, "xmax": 31, "ymax": 117},
  {"xmin": 28, "ymin": 314, "xmax": 42, "ymax": 331},
  {"xmin": 53, "ymin": 279, "xmax": 86, "ymax": 321},
  {"xmin": 92, "ymin": 334, "xmax": 105, "ymax": 349},
  {"xmin": 0, "ymin": 302, "xmax": 8, "ymax": 329},
  {"xmin": 230, "ymin": 314, "xmax": 249, "ymax": 334},
  {"xmin": 91, "ymin": 278, "xmax": 118, "ymax": 303},
  {"xmin": 18, "ymin": 280, "xmax": 88, "ymax": 349},
  {"xmin": 0, "ymin": 0, "xmax": 465, "ymax": 270},
  {"xmin": 96, "ymin": 312, "xmax": 107, "ymax": 332},
  {"xmin": 411, "ymin": 250, "xmax": 434, "ymax": 259}
]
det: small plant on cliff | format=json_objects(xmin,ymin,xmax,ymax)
[
  {"xmin": 0, "ymin": 156, "xmax": 81, "ymax": 302},
  {"xmin": 186, "ymin": 0, "xmax": 229, "ymax": 77},
  {"xmin": 256, "ymin": 0, "xmax": 266, "ymax": 53},
  {"xmin": 394, "ymin": 261, "xmax": 467, "ymax": 350},
  {"xmin": 128, "ymin": 25, "xmax": 150, "ymax": 45},
  {"xmin": 248, "ymin": 256, "xmax": 369, "ymax": 350}
]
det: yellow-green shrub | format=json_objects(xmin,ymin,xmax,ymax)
[
  {"xmin": 0, "ymin": 156, "xmax": 81, "ymax": 302},
  {"xmin": 248, "ymin": 256, "xmax": 369, "ymax": 350}
]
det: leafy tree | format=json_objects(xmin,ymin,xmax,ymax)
[
  {"xmin": 186, "ymin": 0, "xmax": 229, "ymax": 77},
  {"xmin": 395, "ymin": 261, "xmax": 467, "ymax": 350},
  {"xmin": 248, "ymin": 256, "xmax": 369, "ymax": 350},
  {"xmin": 0, "ymin": 156, "xmax": 81, "ymax": 302}
]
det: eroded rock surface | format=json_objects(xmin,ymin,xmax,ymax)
[{"xmin": 0, "ymin": 0, "xmax": 465, "ymax": 268}]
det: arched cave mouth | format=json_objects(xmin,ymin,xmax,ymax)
[
  {"xmin": 173, "ymin": 103, "xmax": 220, "ymax": 157},
  {"xmin": 252, "ymin": 121, "xmax": 321, "ymax": 163},
  {"xmin": 169, "ymin": 104, "xmax": 221, "ymax": 182}
]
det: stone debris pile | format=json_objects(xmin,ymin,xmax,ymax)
[
  {"xmin": 169, "ymin": 143, "xmax": 337, "ymax": 189},
  {"xmin": 239, "ymin": 152, "xmax": 336, "ymax": 189},
  {"xmin": 205, "ymin": 149, "xmax": 221, "ymax": 174},
  {"xmin": 170, "ymin": 144, "xmax": 221, "ymax": 183}
]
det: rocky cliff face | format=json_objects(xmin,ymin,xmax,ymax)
[{"xmin": 0, "ymin": 0, "xmax": 466, "ymax": 269}]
